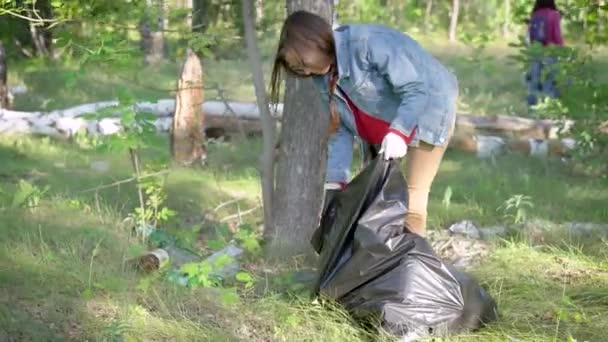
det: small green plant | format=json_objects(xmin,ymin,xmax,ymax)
[
  {"xmin": 235, "ymin": 224, "xmax": 262, "ymax": 256},
  {"xmin": 102, "ymin": 319, "xmax": 132, "ymax": 342},
  {"xmin": 498, "ymin": 194, "xmax": 534, "ymax": 225},
  {"xmin": 128, "ymin": 177, "xmax": 176, "ymax": 231},
  {"xmin": 85, "ymin": 87, "xmax": 175, "ymax": 240},
  {"xmin": 11, "ymin": 179, "xmax": 50, "ymax": 209},
  {"xmin": 179, "ymin": 253, "xmax": 236, "ymax": 289}
]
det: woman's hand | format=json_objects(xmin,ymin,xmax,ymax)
[{"xmin": 379, "ymin": 132, "xmax": 408, "ymax": 160}]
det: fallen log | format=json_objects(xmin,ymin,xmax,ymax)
[
  {"xmin": 0, "ymin": 99, "xmax": 575, "ymax": 138},
  {"xmin": 0, "ymin": 99, "xmax": 271, "ymax": 138},
  {"xmin": 0, "ymin": 99, "xmax": 579, "ymax": 159},
  {"xmin": 455, "ymin": 113, "xmax": 574, "ymax": 140},
  {"xmin": 449, "ymin": 133, "xmax": 577, "ymax": 159}
]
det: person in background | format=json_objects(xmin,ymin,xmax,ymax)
[
  {"xmin": 527, "ymin": 0, "xmax": 564, "ymax": 106},
  {"xmin": 269, "ymin": 11, "xmax": 459, "ymax": 237}
]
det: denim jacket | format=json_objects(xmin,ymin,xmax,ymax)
[{"xmin": 313, "ymin": 24, "xmax": 459, "ymax": 184}]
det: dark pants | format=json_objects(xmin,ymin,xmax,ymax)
[{"xmin": 527, "ymin": 56, "xmax": 559, "ymax": 106}]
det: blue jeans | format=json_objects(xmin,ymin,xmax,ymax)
[{"xmin": 527, "ymin": 56, "xmax": 559, "ymax": 106}]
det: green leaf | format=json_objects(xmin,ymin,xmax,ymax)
[
  {"xmin": 121, "ymin": 110, "xmax": 136, "ymax": 127},
  {"xmin": 213, "ymin": 254, "xmax": 234, "ymax": 269},
  {"xmin": 180, "ymin": 262, "xmax": 199, "ymax": 276},
  {"xmin": 50, "ymin": 0, "xmax": 62, "ymax": 8},
  {"xmin": 235, "ymin": 271, "xmax": 253, "ymax": 283}
]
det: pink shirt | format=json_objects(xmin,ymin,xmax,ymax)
[{"xmin": 531, "ymin": 8, "xmax": 564, "ymax": 46}]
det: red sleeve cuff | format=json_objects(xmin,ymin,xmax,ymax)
[{"xmin": 388, "ymin": 126, "xmax": 417, "ymax": 145}]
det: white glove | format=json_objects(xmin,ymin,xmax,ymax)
[
  {"xmin": 324, "ymin": 182, "xmax": 343, "ymax": 190},
  {"xmin": 379, "ymin": 132, "xmax": 408, "ymax": 160}
]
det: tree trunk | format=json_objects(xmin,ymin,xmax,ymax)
[
  {"xmin": 332, "ymin": 0, "xmax": 340, "ymax": 28},
  {"xmin": 241, "ymin": 0, "xmax": 276, "ymax": 240},
  {"xmin": 502, "ymin": 0, "xmax": 511, "ymax": 37},
  {"xmin": 231, "ymin": 0, "xmax": 246, "ymax": 44},
  {"xmin": 269, "ymin": 0, "xmax": 333, "ymax": 257},
  {"xmin": 424, "ymin": 0, "xmax": 433, "ymax": 33},
  {"xmin": 256, "ymin": 0, "xmax": 264, "ymax": 24},
  {"xmin": 192, "ymin": 0, "xmax": 205, "ymax": 32},
  {"xmin": 26, "ymin": 0, "xmax": 54, "ymax": 58},
  {"xmin": 448, "ymin": 0, "xmax": 460, "ymax": 42},
  {"xmin": 181, "ymin": 0, "xmax": 194, "ymax": 30},
  {"xmin": 0, "ymin": 41, "xmax": 8, "ymax": 109},
  {"xmin": 140, "ymin": 0, "xmax": 167, "ymax": 65},
  {"xmin": 170, "ymin": 49, "xmax": 206, "ymax": 165}
]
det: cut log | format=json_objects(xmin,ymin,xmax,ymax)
[{"xmin": 171, "ymin": 49, "xmax": 205, "ymax": 165}]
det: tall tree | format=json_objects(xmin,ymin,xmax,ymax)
[
  {"xmin": 424, "ymin": 0, "xmax": 433, "ymax": 33},
  {"xmin": 241, "ymin": 0, "xmax": 276, "ymax": 240},
  {"xmin": 139, "ymin": 0, "xmax": 167, "ymax": 65},
  {"xmin": 269, "ymin": 0, "xmax": 333, "ymax": 256},
  {"xmin": 0, "ymin": 41, "xmax": 8, "ymax": 109},
  {"xmin": 192, "ymin": 0, "xmax": 208, "ymax": 33},
  {"xmin": 448, "ymin": 0, "xmax": 460, "ymax": 42},
  {"xmin": 23, "ymin": 0, "xmax": 53, "ymax": 57}
]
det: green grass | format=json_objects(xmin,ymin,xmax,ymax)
[{"xmin": 0, "ymin": 133, "xmax": 607, "ymax": 341}]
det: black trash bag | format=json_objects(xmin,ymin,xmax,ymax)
[{"xmin": 311, "ymin": 157, "xmax": 498, "ymax": 341}]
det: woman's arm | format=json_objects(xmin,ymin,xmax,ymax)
[
  {"xmin": 366, "ymin": 37, "xmax": 428, "ymax": 141},
  {"xmin": 326, "ymin": 122, "xmax": 354, "ymax": 185},
  {"xmin": 312, "ymin": 75, "xmax": 355, "ymax": 185}
]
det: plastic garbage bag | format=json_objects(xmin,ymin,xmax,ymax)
[{"xmin": 311, "ymin": 157, "xmax": 498, "ymax": 341}]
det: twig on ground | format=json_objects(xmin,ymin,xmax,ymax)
[
  {"xmin": 219, "ymin": 205, "xmax": 261, "ymax": 223},
  {"xmin": 214, "ymin": 198, "xmax": 244, "ymax": 212},
  {"xmin": 77, "ymin": 170, "xmax": 170, "ymax": 193}
]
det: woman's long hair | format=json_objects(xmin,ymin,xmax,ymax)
[
  {"xmin": 269, "ymin": 10, "xmax": 340, "ymax": 133},
  {"xmin": 532, "ymin": 0, "xmax": 559, "ymax": 15}
]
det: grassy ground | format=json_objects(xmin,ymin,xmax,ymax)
[
  {"xmin": 3, "ymin": 32, "xmax": 608, "ymax": 341},
  {"xmin": 0, "ymin": 132, "xmax": 607, "ymax": 341}
]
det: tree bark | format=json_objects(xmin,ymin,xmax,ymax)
[
  {"xmin": 269, "ymin": 0, "xmax": 333, "ymax": 257},
  {"xmin": 241, "ymin": 0, "xmax": 277, "ymax": 241},
  {"xmin": 170, "ymin": 49, "xmax": 206, "ymax": 165},
  {"xmin": 424, "ymin": 0, "xmax": 433, "ymax": 33},
  {"xmin": 0, "ymin": 41, "xmax": 8, "ymax": 109},
  {"xmin": 448, "ymin": 0, "xmax": 460, "ymax": 42}
]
